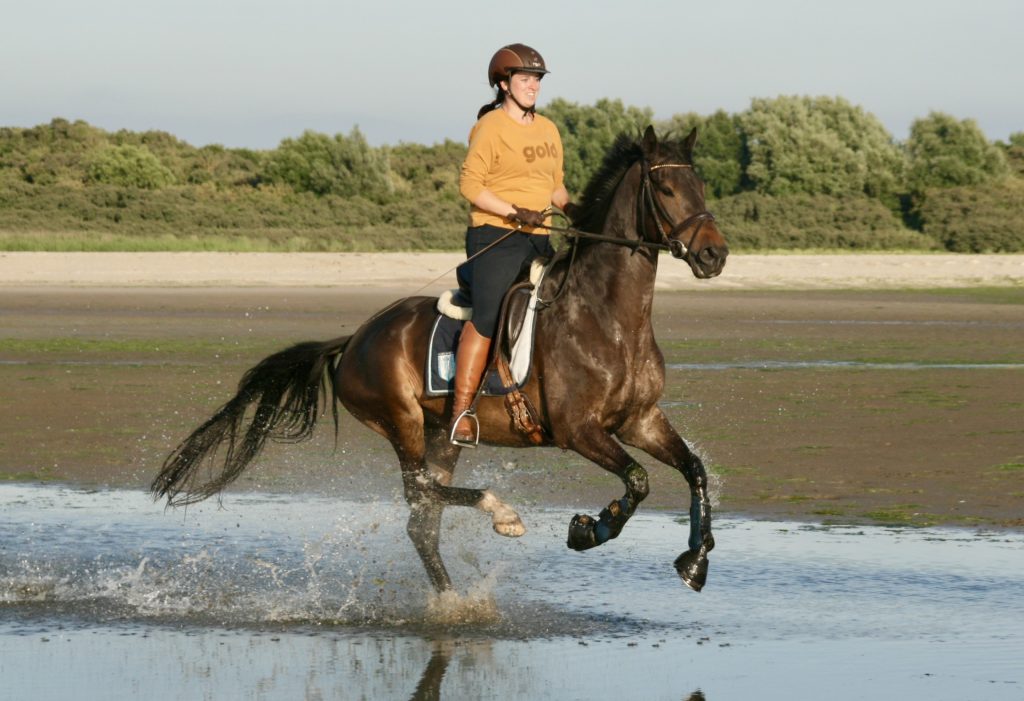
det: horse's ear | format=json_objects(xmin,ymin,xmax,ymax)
[
  {"xmin": 683, "ymin": 127, "xmax": 698, "ymax": 157},
  {"xmin": 642, "ymin": 125, "xmax": 658, "ymax": 157}
]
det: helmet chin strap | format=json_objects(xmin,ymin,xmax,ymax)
[{"xmin": 501, "ymin": 74, "xmax": 536, "ymax": 118}]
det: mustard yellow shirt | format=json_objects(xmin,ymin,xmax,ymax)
[{"xmin": 459, "ymin": 108, "xmax": 565, "ymax": 233}]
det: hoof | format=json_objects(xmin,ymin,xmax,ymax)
[
  {"xmin": 493, "ymin": 516, "xmax": 525, "ymax": 538},
  {"xmin": 567, "ymin": 513, "xmax": 601, "ymax": 551},
  {"xmin": 480, "ymin": 491, "xmax": 525, "ymax": 538},
  {"xmin": 674, "ymin": 549, "xmax": 709, "ymax": 592}
]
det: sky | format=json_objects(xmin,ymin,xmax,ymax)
[{"xmin": 2, "ymin": 0, "xmax": 1021, "ymax": 150}]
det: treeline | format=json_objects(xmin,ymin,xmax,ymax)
[{"xmin": 1, "ymin": 96, "xmax": 1022, "ymax": 252}]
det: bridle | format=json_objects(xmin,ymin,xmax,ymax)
[
  {"xmin": 546, "ymin": 157, "xmax": 716, "ymax": 263},
  {"xmin": 638, "ymin": 160, "xmax": 716, "ymax": 261},
  {"xmin": 534, "ymin": 156, "xmax": 717, "ymax": 306}
]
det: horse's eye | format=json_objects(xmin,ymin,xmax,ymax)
[{"xmin": 651, "ymin": 174, "xmax": 674, "ymax": 196}]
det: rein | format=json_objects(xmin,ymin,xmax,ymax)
[
  {"xmin": 409, "ymin": 157, "xmax": 715, "ymax": 303},
  {"xmin": 542, "ymin": 161, "xmax": 715, "ymax": 257},
  {"xmin": 536, "ymin": 158, "xmax": 715, "ymax": 305}
]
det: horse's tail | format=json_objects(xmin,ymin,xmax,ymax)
[{"xmin": 151, "ymin": 335, "xmax": 352, "ymax": 506}]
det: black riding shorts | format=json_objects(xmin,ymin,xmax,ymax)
[{"xmin": 456, "ymin": 224, "xmax": 554, "ymax": 339}]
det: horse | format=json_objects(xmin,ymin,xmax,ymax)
[{"xmin": 151, "ymin": 125, "xmax": 728, "ymax": 594}]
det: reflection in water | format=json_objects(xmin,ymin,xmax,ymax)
[
  {"xmin": 1, "ymin": 484, "xmax": 1022, "ymax": 700},
  {"xmin": 409, "ymin": 641, "xmax": 452, "ymax": 701},
  {"xmin": 668, "ymin": 360, "xmax": 1024, "ymax": 371},
  {"xmin": 406, "ymin": 639, "xmax": 707, "ymax": 701}
]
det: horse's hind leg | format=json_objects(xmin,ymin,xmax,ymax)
[
  {"xmin": 423, "ymin": 426, "xmax": 525, "ymax": 538},
  {"xmin": 399, "ymin": 425, "xmax": 525, "ymax": 593}
]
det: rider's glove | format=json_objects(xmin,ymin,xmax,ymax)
[{"xmin": 508, "ymin": 205, "xmax": 547, "ymax": 229}]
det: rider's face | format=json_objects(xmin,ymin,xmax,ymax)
[{"xmin": 503, "ymin": 72, "xmax": 542, "ymax": 109}]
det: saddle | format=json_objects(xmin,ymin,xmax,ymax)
[
  {"xmin": 433, "ymin": 259, "xmax": 549, "ymax": 444},
  {"xmin": 436, "ymin": 258, "xmax": 545, "ymax": 364}
]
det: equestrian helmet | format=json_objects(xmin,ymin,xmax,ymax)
[{"xmin": 488, "ymin": 43, "xmax": 549, "ymax": 87}]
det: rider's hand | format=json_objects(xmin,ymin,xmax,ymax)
[
  {"xmin": 561, "ymin": 202, "xmax": 581, "ymax": 222},
  {"xmin": 508, "ymin": 205, "xmax": 547, "ymax": 229}
]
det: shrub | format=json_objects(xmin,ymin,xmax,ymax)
[
  {"xmin": 386, "ymin": 140, "xmax": 465, "ymax": 198},
  {"xmin": 999, "ymin": 132, "xmax": 1024, "ymax": 179},
  {"xmin": 85, "ymin": 144, "xmax": 176, "ymax": 189},
  {"xmin": 544, "ymin": 98, "xmax": 654, "ymax": 196},
  {"xmin": 740, "ymin": 96, "xmax": 905, "ymax": 201},
  {"xmin": 918, "ymin": 178, "xmax": 1024, "ymax": 252},
  {"xmin": 658, "ymin": 110, "xmax": 746, "ymax": 198},
  {"xmin": 905, "ymin": 113, "xmax": 1008, "ymax": 193},
  {"xmin": 262, "ymin": 128, "xmax": 392, "ymax": 200},
  {"xmin": 712, "ymin": 191, "xmax": 937, "ymax": 250}
]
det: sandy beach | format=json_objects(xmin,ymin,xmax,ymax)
[{"xmin": 2, "ymin": 251, "xmax": 1023, "ymax": 290}]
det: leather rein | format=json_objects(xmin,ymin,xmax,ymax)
[
  {"xmin": 543, "ymin": 158, "xmax": 715, "ymax": 261},
  {"xmin": 535, "ymin": 158, "xmax": 716, "ymax": 306}
]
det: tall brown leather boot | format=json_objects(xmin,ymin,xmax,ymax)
[{"xmin": 450, "ymin": 321, "xmax": 492, "ymax": 446}]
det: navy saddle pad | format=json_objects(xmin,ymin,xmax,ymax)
[{"xmin": 425, "ymin": 315, "xmax": 528, "ymax": 397}]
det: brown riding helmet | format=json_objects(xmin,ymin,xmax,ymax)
[{"xmin": 488, "ymin": 43, "xmax": 549, "ymax": 87}]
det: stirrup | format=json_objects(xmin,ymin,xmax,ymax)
[{"xmin": 449, "ymin": 408, "xmax": 480, "ymax": 448}]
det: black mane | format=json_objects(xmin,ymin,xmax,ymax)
[{"xmin": 572, "ymin": 130, "xmax": 694, "ymax": 233}]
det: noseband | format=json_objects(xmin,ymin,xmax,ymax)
[{"xmin": 639, "ymin": 161, "xmax": 716, "ymax": 261}]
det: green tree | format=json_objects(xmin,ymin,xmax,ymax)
[
  {"xmin": 85, "ymin": 144, "xmax": 176, "ymax": 189},
  {"xmin": 263, "ymin": 128, "xmax": 392, "ymax": 200},
  {"xmin": 658, "ymin": 110, "xmax": 745, "ymax": 198},
  {"xmin": 905, "ymin": 112, "xmax": 1008, "ymax": 192},
  {"xmin": 1, "ymin": 118, "xmax": 107, "ymax": 186},
  {"xmin": 997, "ymin": 131, "xmax": 1024, "ymax": 179},
  {"xmin": 543, "ymin": 98, "xmax": 654, "ymax": 195},
  {"xmin": 385, "ymin": 139, "xmax": 466, "ymax": 199},
  {"xmin": 918, "ymin": 178, "xmax": 1024, "ymax": 252},
  {"xmin": 183, "ymin": 144, "xmax": 264, "ymax": 187},
  {"xmin": 741, "ymin": 96, "xmax": 905, "ymax": 201}
]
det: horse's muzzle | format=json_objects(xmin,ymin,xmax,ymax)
[{"xmin": 688, "ymin": 245, "xmax": 729, "ymax": 279}]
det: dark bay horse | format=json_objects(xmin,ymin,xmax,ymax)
[{"xmin": 152, "ymin": 126, "xmax": 728, "ymax": 593}]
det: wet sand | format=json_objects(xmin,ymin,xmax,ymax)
[{"xmin": 1, "ymin": 252, "xmax": 1022, "ymax": 528}]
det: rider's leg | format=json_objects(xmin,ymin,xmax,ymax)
[{"xmin": 450, "ymin": 321, "xmax": 491, "ymax": 445}]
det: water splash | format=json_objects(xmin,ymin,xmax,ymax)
[{"xmin": 425, "ymin": 574, "xmax": 502, "ymax": 627}]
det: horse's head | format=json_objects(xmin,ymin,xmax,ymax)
[{"xmin": 639, "ymin": 125, "xmax": 728, "ymax": 279}]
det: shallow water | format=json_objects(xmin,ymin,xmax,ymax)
[
  {"xmin": 667, "ymin": 360, "xmax": 1024, "ymax": 371},
  {"xmin": 2, "ymin": 484, "xmax": 1022, "ymax": 700}
]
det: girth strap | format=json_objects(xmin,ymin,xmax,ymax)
[{"xmin": 494, "ymin": 352, "xmax": 546, "ymax": 445}]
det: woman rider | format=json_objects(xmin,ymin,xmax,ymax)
[{"xmin": 451, "ymin": 43, "xmax": 571, "ymax": 446}]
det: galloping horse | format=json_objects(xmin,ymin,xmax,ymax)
[{"xmin": 152, "ymin": 126, "xmax": 728, "ymax": 593}]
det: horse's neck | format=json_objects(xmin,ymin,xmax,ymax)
[
  {"xmin": 555, "ymin": 165, "xmax": 660, "ymax": 335},
  {"xmin": 569, "ymin": 241, "xmax": 659, "ymax": 327}
]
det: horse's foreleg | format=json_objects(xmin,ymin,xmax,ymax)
[
  {"xmin": 564, "ymin": 434, "xmax": 650, "ymax": 551},
  {"xmin": 618, "ymin": 409, "xmax": 714, "ymax": 591}
]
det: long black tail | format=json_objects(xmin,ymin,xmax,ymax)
[{"xmin": 151, "ymin": 335, "xmax": 351, "ymax": 506}]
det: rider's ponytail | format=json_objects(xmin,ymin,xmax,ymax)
[{"xmin": 477, "ymin": 88, "xmax": 505, "ymax": 120}]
